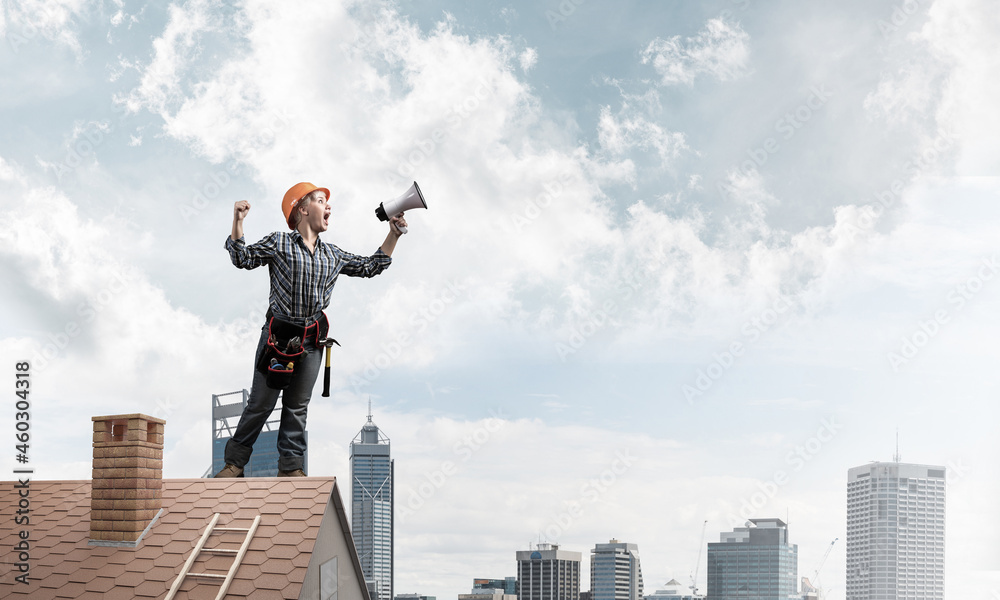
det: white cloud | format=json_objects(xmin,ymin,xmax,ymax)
[
  {"xmin": 597, "ymin": 104, "xmax": 689, "ymax": 168},
  {"xmin": 56, "ymin": 0, "xmax": 1000, "ymax": 372},
  {"xmin": 3, "ymin": 0, "xmax": 89, "ymax": 56},
  {"xmin": 519, "ymin": 47, "xmax": 538, "ymax": 72},
  {"xmin": 0, "ymin": 156, "xmax": 26, "ymax": 184},
  {"xmin": 863, "ymin": 0, "xmax": 1000, "ymax": 175},
  {"xmin": 642, "ymin": 15, "xmax": 751, "ymax": 86},
  {"xmin": 118, "ymin": 0, "xmax": 221, "ymax": 115},
  {"xmin": 863, "ymin": 61, "xmax": 942, "ymax": 127}
]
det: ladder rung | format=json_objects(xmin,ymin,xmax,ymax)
[{"xmin": 164, "ymin": 513, "xmax": 261, "ymax": 600}]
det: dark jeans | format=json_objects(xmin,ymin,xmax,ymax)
[{"xmin": 224, "ymin": 322, "xmax": 323, "ymax": 472}]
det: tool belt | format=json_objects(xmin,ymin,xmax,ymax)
[{"xmin": 256, "ymin": 311, "xmax": 329, "ymax": 390}]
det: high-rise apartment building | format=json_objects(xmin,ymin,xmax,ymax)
[
  {"xmin": 707, "ymin": 518, "xmax": 798, "ymax": 600},
  {"xmin": 516, "ymin": 543, "xmax": 582, "ymax": 600},
  {"xmin": 351, "ymin": 411, "xmax": 393, "ymax": 600},
  {"xmin": 591, "ymin": 539, "xmax": 644, "ymax": 600},
  {"xmin": 846, "ymin": 462, "xmax": 946, "ymax": 600}
]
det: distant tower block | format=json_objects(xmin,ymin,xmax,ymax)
[
  {"xmin": 846, "ymin": 462, "xmax": 946, "ymax": 600},
  {"xmin": 707, "ymin": 519, "xmax": 798, "ymax": 600},
  {"xmin": 591, "ymin": 539, "xmax": 643, "ymax": 600},
  {"xmin": 516, "ymin": 543, "xmax": 582, "ymax": 600},
  {"xmin": 351, "ymin": 406, "xmax": 394, "ymax": 600}
]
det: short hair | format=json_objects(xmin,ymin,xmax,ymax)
[{"xmin": 289, "ymin": 189, "xmax": 327, "ymax": 230}]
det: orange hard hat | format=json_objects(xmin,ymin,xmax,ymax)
[{"xmin": 282, "ymin": 182, "xmax": 330, "ymax": 230}]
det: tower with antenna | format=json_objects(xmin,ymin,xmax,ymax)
[
  {"xmin": 350, "ymin": 401, "xmax": 393, "ymax": 600},
  {"xmin": 846, "ymin": 458, "xmax": 946, "ymax": 600}
]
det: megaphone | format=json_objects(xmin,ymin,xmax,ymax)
[{"xmin": 375, "ymin": 181, "xmax": 427, "ymax": 234}]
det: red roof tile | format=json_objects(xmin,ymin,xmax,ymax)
[
  {"xmin": 66, "ymin": 567, "xmax": 100, "ymax": 584},
  {"xmin": 55, "ymin": 582, "xmax": 88, "ymax": 597},
  {"xmin": 103, "ymin": 586, "xmax": 138, "ymax": 600},
  {"xmin": 0, "ymin": 477, "xmax": 368, "ymax": 600},
  {"xmin": 83, "ymin": 577, "xmax": 116, "ymax": 594},
  {"xmin": 114, "ymin": 571, "xmax": 146, "ymax": 587},
  {"xmin": 253, "ymin": 572, "xmax": 289, "ymax": 590}
]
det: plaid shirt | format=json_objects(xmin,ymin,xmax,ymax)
[{"xmin": 225, "ymin": 231, "xmax": 391, "ymax": 323}]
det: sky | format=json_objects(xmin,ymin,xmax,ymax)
[{"xmin": 1, "ymin": 0, "xmax": 998, "ymax": 597}]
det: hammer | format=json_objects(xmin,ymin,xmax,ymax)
[{"xmin": 319, "ymin": 338, "xmax": 340, "ymax": 397}]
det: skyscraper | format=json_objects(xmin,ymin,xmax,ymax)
[
  {"xmin": 591, "ymin": 539, "xmax": 644, "ymax": 600},
  {"xmin": 351, "ymin": 410, "xmax": 393, "ymax": 600},
  {"xmin": 516, "ymin": 543, "xmax": 582, "ymax": 600},
  {"xmin": 707, "ymin": 518, "xmax": 798, "ymax": 600},
  {"xmin": 846, "ymin": 461, "xmax": 946, "ymax": 600}
]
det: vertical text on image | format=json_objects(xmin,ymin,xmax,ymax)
[{"xmin": 13, "ymin": 361, "xmax": 33, "ymax": 585}]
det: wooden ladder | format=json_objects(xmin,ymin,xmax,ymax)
[{"xmin": 164, "ymin": 512, "xmax": 262, "ymax": 600}]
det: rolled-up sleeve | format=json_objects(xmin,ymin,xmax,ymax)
[
  {"xmin": 225, "ymin": 233, "xmax": 278, "ymax": 270},
  {"xmin": 339, "ymin": 247, "xmax": 392, "ymax": 278}
]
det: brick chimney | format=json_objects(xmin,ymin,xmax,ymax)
[{"xmin": 90, "ymin": 414, "xmax": 165, "ymax": 544}]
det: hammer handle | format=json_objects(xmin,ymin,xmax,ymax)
[{"xmin": 322, "ymin": 345, "xmax": 332, "ymax": 397}]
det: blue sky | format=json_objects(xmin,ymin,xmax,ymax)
[{"xmin": 1, "ymin": 0, "xmax": 998, "ymax": 597}]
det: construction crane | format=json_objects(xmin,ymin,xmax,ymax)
[
  {"xmin": 689, "ymin": 520, "xmax": 708, "ymax": 597},
  {"xmin": 812, "ymin": 537, "xmax": 838, "ymax": 600}
]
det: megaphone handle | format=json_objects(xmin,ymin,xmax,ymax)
[{"xmin": 393, "ymin": 213, "xmax": 407, "ymax": 235}]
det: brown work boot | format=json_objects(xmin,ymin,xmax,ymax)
[
  {"xmin": 214, "ymin": 464, "xmax": 244, "ymax": 478},
  {"xmin": 278, "ymin": 469, "xmax": 306, "ymax": 477}
]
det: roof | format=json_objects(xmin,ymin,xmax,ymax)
[{"xmin": 0, "ymin": 477, "xmax": 369, "ymax": 599}]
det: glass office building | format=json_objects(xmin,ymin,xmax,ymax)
[
  {"xmin": 846, "ymin": 462, "xmax": 945, "ymax": 600},
  {"xmin": 591, "ymin": 540, "xmax": 643, "ymax": 600},
  {"xmin": 473, "ymin": 578, "xmax": 519, "ymax": 595},
  {"xmin": 706, "ymin": 518, "xmax": 798, "ymax": 600},
  {"xmin": 351, "ymin": 412, "xmax": 394, "ymax": 600}
]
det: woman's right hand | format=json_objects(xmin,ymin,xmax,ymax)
[{"xmin": 234, "ymin": 200, "xmax": 251, "ymax": 222}]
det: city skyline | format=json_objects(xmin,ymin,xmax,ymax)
[
  {"xmin": 398, "ymin": 451, "xmax": 954, "ymax": 600},
  {"xmin": 1, "ymin": 1, "xmax": 997, "ymax": 598}
]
